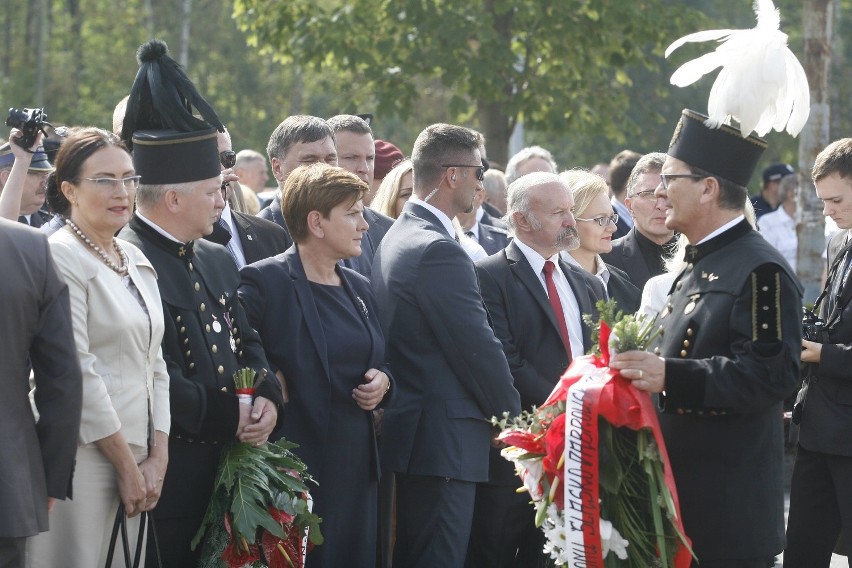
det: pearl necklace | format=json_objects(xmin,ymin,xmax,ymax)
[{"xmin": 66, "ymin": 219, "xmax": 128, "ymax": 275}]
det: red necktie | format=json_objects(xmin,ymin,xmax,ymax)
[{"xmin": 543, "ymin": 260, "xmax": 571, "ymax": 358}]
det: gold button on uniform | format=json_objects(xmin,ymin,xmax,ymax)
[
  {"xmin": 212, "ymin": 345, "xmax": 218, "ymax": 353},
  {"xmin": 195, "ymin": 282, "xmax": 201, "ymax": 291},
  {"xmin": 687, "ymin": 328, "xmax": 694, "ymax": 336},
  {"xmin": 217, "ymin": 365, "xmax": 224, "ymax": 375},
  {"xmin": 206, "ymin": 324, "xmax": 211, "ymax": 333},
  {"xmin": 200, "ymin": 303, "xmax": 206, "ymax": 312},
  {"xmin": 683, "ymin": 340, "xmax": 690, "ymax": 348},
  {"xmin": 680, "ymin": 350, "xmax": 688, "ymax": 357}
]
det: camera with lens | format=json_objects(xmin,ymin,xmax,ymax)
[
  {"xmin": 802, "ymin": 307, "xmax": 826, "ymax": 342},
  {"xmin": 6, "ymin": 107, "xmax": 51, "ymax": 149}
]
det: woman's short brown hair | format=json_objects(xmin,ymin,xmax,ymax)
[{"xmin": 281, "ymin": 163, "xmax": 367, "ymax": 243}]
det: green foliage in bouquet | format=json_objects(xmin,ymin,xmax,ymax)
[
  {"xmin": 598, "ymin": 419, "xmax": 689, "ymax": 567},
  {"xmin": 193, "ymin": 439, "xmax": 323, "ymax": 568},
  {"xmin": 583, "ymin": 299, "xmax": 661, "ymax": 357}
]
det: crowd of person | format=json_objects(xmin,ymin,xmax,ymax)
[{"xmin": 3, "ymin": 38, "xmax": 852, "ymax": 568}]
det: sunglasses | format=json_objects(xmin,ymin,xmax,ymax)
[
  {"xmin": 219, "ymin": 150, "xmax": 236, "ymax": 169},
  {"xmin": 442, "ymin": 163, "xmax": 486, "ymax": 181}
]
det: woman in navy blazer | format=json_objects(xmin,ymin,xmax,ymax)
[{"xmin": 239, "ymin": 164, "xmax": 392, "ymax": 568}]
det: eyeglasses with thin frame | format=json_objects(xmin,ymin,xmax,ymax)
[
  {"xmin": 659, "ymin": 173, "xmax": 705, "ymax": 190},
  {"xmin": 442, "ymin": 164, "xmax": 486, "ymax": 181},
  {"xmin": 629, "ymin": 189, "xmax": 658, "ymax": 200},
  {"xmin": 219, "ymin": 151, "xmax": 236, "ymax": 169},
  {"xmin": 81, "ymin": 176, "xmax": 142, "ymax": 190},
  {"xmin": 575, "ymin": 213, "xmax": 619, "ymax": 227}
]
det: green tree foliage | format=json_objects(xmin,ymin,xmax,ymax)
[
  {"xmin": 233, "ymin": 0, "xmax": 705, "ymax": 165},
  {"xmin": 1, "ymin": 0, "xmax": 848, "ymax": 180}
]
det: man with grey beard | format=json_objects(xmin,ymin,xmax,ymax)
[{"xmin": 469, "ymin": 172, "xmax": 605, "ymax": 566}]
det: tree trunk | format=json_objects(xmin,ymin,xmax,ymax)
[
  {"xmin": 34, "ymin": 0, "xmax": 48, "ymax": 106},
  {"xmin": 178, "ymin": 0, "xmax": 192, "ymax": 67},
  {"xmin": 477, "ymin": 0, "xmax": 514, "ymax": 167},
  {"xmin": 797, "ymin": 0, "xmax": 833, "ymax": 303},
  {"xmin": 67, "ymin": 0, "xmax": 82, "ymax": 117},
  {"xmin": 479, "ymin": 99, "xmax": 511, "ymax": 167},
  {"xmin": 144, "ymin": 0, "xmax": 154, "ymax": 38}
]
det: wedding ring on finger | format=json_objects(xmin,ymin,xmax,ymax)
[{"xmin": 638, "ymin": 369, "xmax": 644, "ymax": 379}]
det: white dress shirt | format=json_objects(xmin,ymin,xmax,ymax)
[
  {"xmin": 758, "ymin": 207, "xmax": 797, "ymax": 271},
  {"xmin": 515, "ymin": 239, "xmax": 585, "ymax": 358},
  {"xmin": 219, "ymin": 204, "xmax": 248, "ymax": 268}
]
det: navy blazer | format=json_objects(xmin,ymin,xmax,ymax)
[
  {"xmin": 238, "ymin": 246, "xmax": 389, "ymax": 481},
  {"xmin": 606, "ymin": 262, "xmax": 642, "ymax": 314},
  {"xmin": 258, "ymin": 194, "xmax": 393, "ymax": 277},
  {"xmin": 206, "ymin": 210, "xmax": 289, "ymax": 265},
  {"xmin": 477, "ymin": 223, "xmax": 511, "ymax": 256},
  {"xmin": 477, "ymin": 242, "xmax": 605, "ymax": 486},
  {"xmin": 476, "ymin": 242, "xmax": 605, "ymax": 409},
  {"xmin": 371, "ymin": 201, "xmax": 521, "ymax": 482}
]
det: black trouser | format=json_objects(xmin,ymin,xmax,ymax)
[
  {"xmin": 393, "ymin": 474, "xmax": 476, "ymax": 568},
  {"xmin": 785, "ymin": 446, "xmax": 852, "ymax": 567},
  {"xmin": 0, "ymin": 538, "xmax": 25, "ymax": 568}
]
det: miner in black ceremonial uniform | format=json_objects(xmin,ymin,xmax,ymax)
[
  {"xmin": 611, "ymin": 109, "xmax": 802, "ymax": 568},
  {"xmin": 117, "ymin": 40, "xmax": 283, "ymax": 566}
]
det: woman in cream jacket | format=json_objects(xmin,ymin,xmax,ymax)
[{"xmin": 28, "ymin": 128, "xmax": 170, "ymax": 567}]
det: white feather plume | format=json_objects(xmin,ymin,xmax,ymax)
[{"xmin": 665, "ymin": 0, "xmax": 810, "ymax": 138}]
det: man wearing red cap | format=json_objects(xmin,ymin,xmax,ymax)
[{"xmin": 372, "ymin": 139, "xmax": 404, "ymax": 203}]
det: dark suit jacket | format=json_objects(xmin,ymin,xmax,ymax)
[
  {"xmin": 476, "ymin": 242, "xmax": 605, "ymax": 485},
  {"xmin": 606, "ymin": 262, "xmax": 641, "ymax": 314},
  {"xmin": 799, "ymin": 229, "xmax": 852, "ymax": 457},
  {"xmin": 120, "ymin": 216, "xmax": 283, "ymax": 523},
  {"xmin": 477, "ymin": 223, "xmax": 511, "ymax": 256},
  {"xmin": 371, "ymin": 201, "xmax": 521, "ymax": 482},
  {"xmin": 0, "ymin": 219, "xmax": 82, "ymax": 538},
  {"xmin": 652, "ymin": 222, "xmax": 801, "ymax": 561},
  {"xmin": 479, "ymin": 208, "xmax": 507, "ymax": 230},
  {"xmin": 259, "ymin": 193, "xmax": 393, "ymax": 276},
  {"xmin": 238, "ymin": 247, "xmax": 390, "ymax": 482},
  {"xmin": 206, "ymin": 209, "xmax": 289, "ymax": 264},
  {"xmin": 481, "ymin": 201, "xmax": 503, "ymax": 220},
  {"xmin": 477, "ymin": 242, "xmax": 604, "ymax": 409},
  {"xmin": 601, "ymin": 227, "xmax": 653, "ymax": 290}
]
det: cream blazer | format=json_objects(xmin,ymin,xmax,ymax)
[{"xmin": 49, "ymin": 229, "xmax": 170, "ymax": 449}]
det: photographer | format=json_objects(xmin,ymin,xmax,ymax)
[
  {"xmin": 786, "ymin": 137, "xmax": 852, "ymax": 567},
  {"xmin": 0, "ymin": 127, "xmax": 51, "ymax": 227}
]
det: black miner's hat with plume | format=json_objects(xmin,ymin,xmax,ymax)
[{"xmin": 121, "ymin": 39, "xmax": 224, "ymax": 184}]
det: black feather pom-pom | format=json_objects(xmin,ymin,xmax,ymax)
[{"xmin": 136, "ymin": 39, "xmax": 169, "ymax": 64}]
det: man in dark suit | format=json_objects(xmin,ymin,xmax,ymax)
[
  {"xmin": 259, "ymin": 114, "xmax": 392, "ymax": 277},
  {"xmin": 371, "ymin": 123, "xmax": 521, "ymax": 568},
  {"xmin": 611, "ymin": 110, "xmax": 802, "ymax": 568},
  {"xmin": 456, "ymin": 185, "xmax": 510, "ymax": 255},
  {"xmin": 601, "ymin": 152, "xmax": 676, "ymax": 290},
  {"xmin": 0, "ymin": 219, "xmax": 82, "ymax": 568},
  {"xmin": 469, "ymin": 172, "xmax": 605, "ymax": 566},
  {"xmin": 327, "ymin": 114, "xmax": 394, "ymax": 275},
  {"xmin": 118, "ymin": 40, "xmax": 284, "ymax": 566},
  {"xmin": 786, "ymin": 138, "xmax": 852, "ymax": 566},
  {"xmin": 608, "ymin": 149, "xmax": 642, "ymax": 240},
  {"xmin": 206, "ymin": 129, "xmax": 288, "ymax": 267},
  {"xmin": 0, "ymin": 139, "xmax": 53, "ymax": 227}
]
